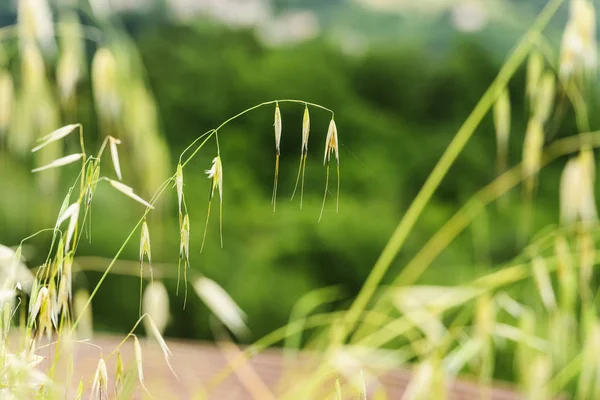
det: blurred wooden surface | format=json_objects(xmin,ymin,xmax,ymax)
[{"xmin": 36, "ymin": 334, "xmax": 522, "ymax": 399}]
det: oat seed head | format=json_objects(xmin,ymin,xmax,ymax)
[
  {"xmin": 302, "ymin": 105, "xmax": 310, "ymax": 152},
  {"xmin": 108, "ymin": 179, "xmax": 155, "ymax": 209},
  {"xmin": 560, "ymin": 0, "xmax": 597, "ymax": 80},
  {"xmin": 559, "ymin": 149, "xmax": 597, "ymax": 226},
  {"xmin": 18, "ymin": 0, "xmax": 55, "ymax": 52},
  {"xmin": 522, "ymin": 118, "xmax": 544, "ymax": 191},
  {"xmin": 143, "ymin": 281, "xmax": 169, "ymax": 336},
  {"xmin": 193, "ymin": 277, "xmax": 248, "ymax": 338},
  {"xmin": 180, "ymin": 213, "xmax": 190, "ymax": 263},
  {"xmin": 31, "ymin": 153, "xmax": 83, "ymax": 173},
  {"xmin": 205, "ymin": 156, "xmax": 223, "ymax": 201},
  {"xmin": 90, "ymin": 357, "xmax": 108, "ymax": 400},
  {"xmin": 324, "ymin": 118, "xmax": 339, "ymax": 165},
  {"xmin": 140, "ymin": 220, "xmax": 152, "ymax": 269},
  {"xmin": 115, "ymin": 352, "xmax": 124, "ymax": 397},
  {"xmin": 92, "ymin": 47, "xmax": 120, "ymax": 120},
  {"xmin": 29, "ymin": 286, "xmax": 47, "ymax": 322},
  {"xmin": 133, "ymin": 335, "xmax": 145, "ymax": 388},
  {"xmin": 291, "ymin": 105, "xmax": 311, "ymax": 206},
  {"xmin": 57, "ymin": 202, "xmax": 80, "ymax": 253},
  {"xmin": 274, "ymin": 102, "xmax": 282, "ymax": 154},
  {"xmin": 108, "ymin": 136, "xmax": 122, "ymax": 180}
]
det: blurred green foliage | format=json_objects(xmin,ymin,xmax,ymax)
[{"xmin": 0, "ymin": 18, "xmax": 588, "ymax": 345}]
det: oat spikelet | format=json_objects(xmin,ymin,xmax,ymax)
[
  {"xmin": 57, "ymin": 202, "xmax": 80, "ymax": 253},
  {"xmin": 31, "ymin": 153, "xmax": 83, "ymax": 173},
  {"xmin": 115, "ymin": 352, "xmax": 124, "ymax": 397},
  {"xmin": 143, "ymin": 281, "xmax": 169, "ymax": 336},
  {"xmin": 193, "ymin": 277, "xmax": 248, "ymax": 338},
  {"xmin": 133, "ymin": 335, "xmax": 151, "ymax": 396},
  {"xmin": 272, "ymin": 102, "xmax": 282, "ymax": 212},
  {"xmin": 91, "ymin": 47, "xmax": 119, "ymax": 121},
  {"xmin": 493, "ymin": 89, "xmax": 511, "ymax": 174},
  {"xmin": 560, "ymin": 149, "xmax": 597, "ymax": 226},
  {"xmin": 522, "ymin": 118, "xmax": 544, "ymax": 195},
  {"xmin": 178, "ymin": 213, "xmax": 190, "ymax": 300},
  {"xmin": 108, "ymin": 136, "xmax": 122, "ymax": 180},
  {"xmin": 202, "ymin": 156, "xmax": 223, "ymax": 252},
  {"xmin": 139, "ymin": 220, "xmax": 153, "ymax": 315},
  {"xmin": 320, "ymin": 117, "xmax": 340, "ymax": 222},
  {"xmin": 108, "ymin": 180, "xmax": 155, "ymax": 209},
  {"xmin": 145, "ymin": 315, "xmax": 178, "ymax": 379},
  {"xmin": 140, "ymin": 220, "xmax": 152, "ymax": 273},
  {"xmin": 90, "ymin": 358, "xmax": 108, "ymax": 400},
  {"xmin": 559, "ymin": 0, "xmax": 597, "ymax": 80},
  {"xmin": 291, "ymin": 104, "xmax": 310, "ymax": 208},
  {"xmin": 32, "ymin": 124, "xmax": 80, "ymax": 152}
]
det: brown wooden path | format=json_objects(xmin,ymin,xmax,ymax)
[{"xmin": 34, "ymin": 334, "xmax": 523, "ymax": 399}]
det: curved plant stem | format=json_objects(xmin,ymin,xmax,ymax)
[
  {"xmin": 332, "ymin": 0, "xmax": 565, "ymax": 353},
  {"xmin": 71, "ymin": 99, "xmax": 333, "ymax": 332}
]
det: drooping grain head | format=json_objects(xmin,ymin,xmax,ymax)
[
  {"xmin": 133, "ymin": 335, "xmax": 145, "ymax": 388},
  {"xmin": 576, "ymin": 149, "xmax": 597, "ymax": 225},
  {"xmin": 559, "ymin": 149, "xmax": 597, "ymax": 226},
  {"xmin": 559, "ymin": 0, "xmax": 597, "ymax": 80},
  {"xmin": 143, "ymin": 281, "xmax": 170, "ymax": 336},
  {"xmin": 115, "ymin": 352, "xmax": 124, "ymax": 397},
  {"xmin": 17, "ymin": 0, "xmax": 55, "ymax": 52},
  {"xmin": 205, "ymin": 156, "xmax": 223, "ymax": 200},
  {"xmin": 560, "ymin": 157, "xmax": 581, "ymax": 225},
  {"xmin": 31, "ymin": 153, "xmax": 83, "ymax": 173},
  {"xmin": 193, "ymin": 277, "xmax": 248, "ymax": 338},
  {"xmin": 522, "ymin": 118, "xmax": 544, "ymax": 192},
  {"xmin": 302, "ymin": 105, "xmax": 310, "ymax": 153},
  {"xmin": 57, "ymin": 50, "xmax": 81, "ymax": 105},
  {"xmin": 56, "ymin": 12, "xmax": 85, "ymax": 104},
  {"xmin": 274, "ymin": 102, "xmax": 282, "ymax": 154},
  {"xmin": 180, "ymin": 214, "xmax": 190, "ymax": 263},
  {"xmin": 140, "ymin": 220, "xmax": 152, "ymax": 268},
  {"xmin": 91, "ymin": 47, "xmax": 120, "ymax": 121},
  {"xmin": 21, "ymin": 43, "xmax": 46, "ymax": 93},
  {"xmin": 108, "ymin": 179, "xmax": 155, "ymax": 209},
  {"xmin": 90, "ymin": 357, "xmax": 108, "ymax": 400},
  {"xmin": 108, "ymin": 136, "xmax": 122, "ymax": 180},
  {"xmin": 324, "ymin": 118, "xmax": 339, "ymax": 165}
]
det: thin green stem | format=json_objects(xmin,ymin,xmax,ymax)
[{"xmin": 332, "ymin": 0, "xmax": 564, "ymax": 351}]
